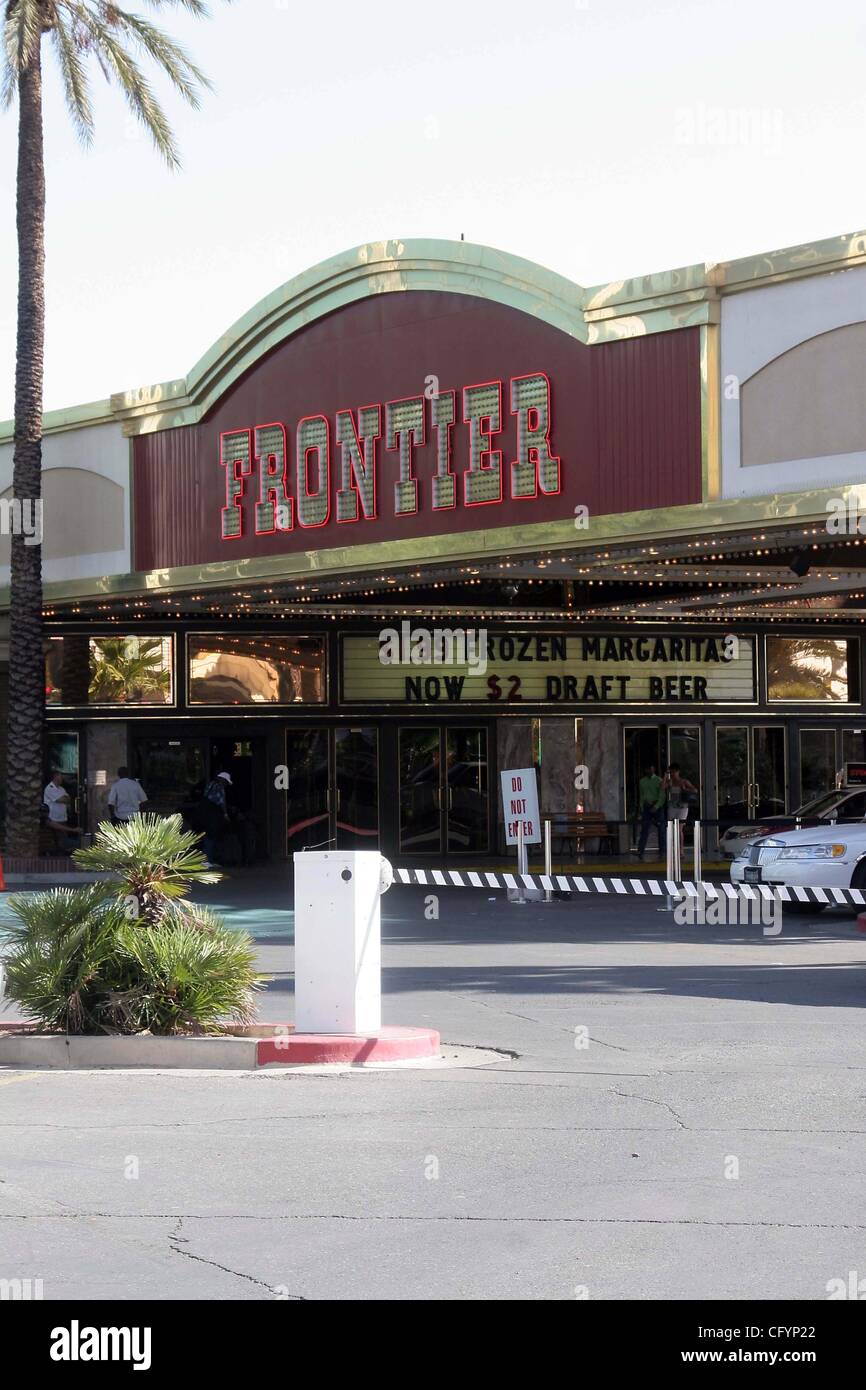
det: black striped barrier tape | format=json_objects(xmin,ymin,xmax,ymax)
[{"xmin": 394, "ymin": 867, "xmax": 866, "ymax": 908}]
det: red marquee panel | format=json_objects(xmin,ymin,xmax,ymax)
[{"xmin": 132, "ymin": 290, "xmax": 702, "ymax": 571}]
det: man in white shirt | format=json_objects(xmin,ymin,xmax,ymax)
[
  {"xmin": 43, "ymin": 770, "xmax": 72, "ymax": 852},
  {"xmin": 108, "ymin": 766, "xmax": 148, "ymax": 824}
]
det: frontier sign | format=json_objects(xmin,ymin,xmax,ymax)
[{"xmin": 218, "ymin": 372, "xmax": 560, "ymax": 539}]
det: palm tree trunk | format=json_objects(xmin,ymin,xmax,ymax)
[{"xmin": 5, "ymin": 35, "xmax": 46, "ymax": 858}]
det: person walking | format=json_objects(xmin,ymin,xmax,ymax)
[
  {"xmin": 636, "ymin": 763, "xmax": 666, "ymax": 861},
  {"xmin": 107, "ymin": 766, "xmax": 148, "ymax": 825},
  {"xmin": 198, "ymin": 771, "xmax": 232, "ymax": 866}
]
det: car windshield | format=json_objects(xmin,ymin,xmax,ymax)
[{"xmin": 794, "ymin": 790, "xmax": 847, "ymax": 817}]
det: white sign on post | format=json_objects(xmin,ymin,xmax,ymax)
[{"xmin": 500, "ymin": 767, "xmax": 541, "ymax": 846}]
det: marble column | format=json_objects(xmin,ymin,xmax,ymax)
[
  {"xmin": 539, "ymin": 717, "xmax": 577, "ymax": 814},
  {"xmin": 583, "ymin": 718, "xmax": 623, "ymax": 819},
  {"xmin": 86, "ymin": 722, "xmax": 129, "ymax": 832}
]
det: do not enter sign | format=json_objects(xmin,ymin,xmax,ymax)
[{"xmin": 500, "ymin": 768, "xmax": 541, "ymax": 845}]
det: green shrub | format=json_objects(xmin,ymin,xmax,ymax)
[{"xmin": 2, "ymin": 815, "xmax": 262, "ymax": 1035}]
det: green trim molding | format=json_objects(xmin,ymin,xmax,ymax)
[
  {"xmin": 3, "ymin": 481, "xmax": 865, "ymax": 610},
  {"xmin": 3, "ymin": 229, "xmax": 866, "ymax": 444},
  {"xmin": 3, "ymin": 230, "xmax": 866, "ymax": 608}
]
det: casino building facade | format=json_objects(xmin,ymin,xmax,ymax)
[{"xmin": 3, "ymin": 231, "xmax": 866, "ymax": 861}]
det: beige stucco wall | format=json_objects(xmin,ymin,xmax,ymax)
[
  {"xmin": 741, "ymin": 321, "xmax": 866, "ymax": 467},
  {"xmin": 0, "ymin": 419, "xmax": 130, "ymax": 585},
  {"xmin": 0, "ymin": 467, "xmax": 124, "ymax": 564}
]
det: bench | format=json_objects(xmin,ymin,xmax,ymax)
[{"xmin": 545, "ymin": 812, "xmax": 618, "ymax": 860}]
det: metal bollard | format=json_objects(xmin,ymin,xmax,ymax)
[
  {"xmin": 509, "ymin": 820, "xmax": 528, "ymax": 906},
  {"xmin": 543, "ymin": 818, "xmax": 553, "ymax": 904},
  {"xmin": 693, "ymin": 819, "xmax": 702, "ymax": 884},
  {"xmin": 660, "ymin": 818, "xmax": 682, "ymax": 911}
]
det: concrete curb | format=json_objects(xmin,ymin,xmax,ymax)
[
  {"xmin": 0, "ymin": 1024, "xmax": 443, "ymax": 1071},
  {"xmin": 258, "ymin": 1026, "xmax": 440, "ymax": 1066},
  {"xmin": 0, "ymin": 1032, "xmax": 259, "ymax": 1070}
]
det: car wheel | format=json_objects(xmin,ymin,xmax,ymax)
[{"xmin": 851, "ymin": 861, "xmax": 866, "ymax": 891}]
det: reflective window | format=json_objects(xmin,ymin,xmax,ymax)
[
  {"xmin": 45, "ymin": 635, "xmax": 173, "ymax": 706},
  {"xmin": 188, "ymin": 635, "xmax": 326, "ymax": 705},
  {"xmin": 668, "ymin": 726, "xmax": 701, "ymax": 817},
  {"xmin": 842, "ymin": 729, "xmax": 866, "ymax": 764},
  {"xmin": 45, "ymin": 731, "xmax": 83, "ymax": 828},
  {"xmin": 767, "ymin": 637, "xmax": 857, "ymax": 702},
  {"xmin": 799, "ymin": 729, "xmax": 836, "ymax": 804},
  {"xmin": 624, "ymin": 727, "xmax": 663, "ymax": 821}
]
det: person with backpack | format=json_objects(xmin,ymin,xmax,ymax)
[{"xmin": 198, "ymin": 771, "xmax": 232, "ymax": 866}]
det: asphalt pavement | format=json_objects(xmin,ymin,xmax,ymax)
[{"xmin": 1, "ymin": 873, "xmax": 865, "ymax": 1300}]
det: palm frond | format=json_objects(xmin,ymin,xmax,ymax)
[
  {"xmin": 4, "ymin": 824, "xmax": 259, "ymax": 1035},
  {"xmin": 95, "ymin": 3, "xmax": 211, "ymax": 106},
  {"xmin": 74, "ymin": 814, "xmax": 222, "ymax": 926},
  {"xmin": 1, "ymin": 0, "xmax": 44, "ymax": 107},
  {"xmin": 50, "ymin": 13, "xmax": 94, "ymax": 142},
  {"xmin": 141, "ymin": 0, "xmax": 213, "ymax": 14},
  {"xmin": 62, "ymin": 1, "xmax": 180, "ymax": 164}
]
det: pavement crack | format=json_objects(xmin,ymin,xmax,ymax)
[
  {"xmin": 2, "ymin": 1211, "xmax": 863, "ymax": 1231},
  {"xmin": 167, "ymin": 1216, "xmax": 305, "ymax": 1299},
  {"xmin": 609, "ymin": 1089, "xmax": 689, "ymax": 1129}
]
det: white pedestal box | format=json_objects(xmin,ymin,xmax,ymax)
[{"xmin": 293, "ymin": 850, "xmax": 392, "ymax": 1035}]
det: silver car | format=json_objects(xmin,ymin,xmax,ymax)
[{"xmin": 719, "ymin": 787, "xmax": 866, "ymax": 860}]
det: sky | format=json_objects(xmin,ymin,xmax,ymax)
[{"xmin": 2, "ymin": 0, "xmax": 866, "ymax": 418}]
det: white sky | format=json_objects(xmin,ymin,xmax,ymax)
[{"xmin": 2, "ymin": 0, "xmax": 866, "ymax": 418}]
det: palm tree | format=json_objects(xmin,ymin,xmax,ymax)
[{"xmin": 2, "ymin": 0, "xmax": 220, "ymax": 856}]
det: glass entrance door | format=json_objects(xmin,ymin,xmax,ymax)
[
  {"xmin": 334, "ymin": 727, "xmax": 379, "ymax": 849},
  {"xmin": 716, "ymin": 725, "xmax": 786, "ymax": 826},
  {"xmin": 286, "ymin": 729, "xmax": 331, "ymax": 853},
  {"xmin": 399, "ymin": 726, "xmax": 489, "ymax": 856},
  {"xmin": 445, "ymin": 726, "xmax": 488, "ymax": 854},
  {"xmin": 286, "ymin": 727, "xmax": 379, "ymax": 854}
]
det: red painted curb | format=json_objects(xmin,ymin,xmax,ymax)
[{"xmin": 257, "ymin": 1026, "xmax": 441, "ymax": 1067}]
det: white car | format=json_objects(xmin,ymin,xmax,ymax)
[
  {"xmin": 719, "ymin": 786, "xmax": 866, "ymax": 859},
  {"xmin": 730, "ymin": 822, "xmax": 866, "ymax": 913}
]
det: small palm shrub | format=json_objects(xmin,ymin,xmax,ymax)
[{"xmin": 3, "ymin": 815, "xmax": 262, "ymax": 1036}]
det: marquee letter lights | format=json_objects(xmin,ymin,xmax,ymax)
[
  {"xmin": 431, "ymin": 390, "xmax": 456, "ymax": 510},
  {"xmin": 296, "ymin": 415, "xmax": 330, "ymax": 528},
  {"xmin": 216, "ymin": 369, "xmax": 561, "ymax": 542},
  {"xmin": 510, "ymin": 373, "xmax": 561, "ymax": 498},
  {"xmin": 386, "ymin": 396, "xmax": 425, "ymax": 516},
  {"xmin": 336, "ymin": 405, "xmax": 381, "ymax": 523},
  {"xmin": 462, "ymin": 381, "xmax": 503, "ymax": 506},
  {"xmin": 220, "ymin": 429, "xmax": 253, "ymax": 539},
  {"xmin": 254, "ymin": 422, "xmax": 293, "ymax": 533}
]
